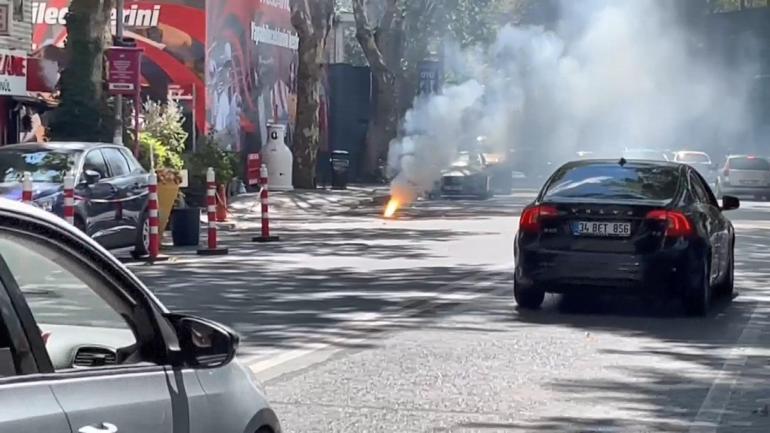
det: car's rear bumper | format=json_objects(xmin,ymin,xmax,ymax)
[
  {"xmin": 441, "ymin": 178, "xmax": 485, "ymax": 196},
  {"xmin": 515, "ymin": 243, "xmax": 698, "ymax": 295}
]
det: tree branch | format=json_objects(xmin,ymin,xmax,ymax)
[
  {"xmin": 290, "ymin": 0, "xmax": 313, "ymax": 37},
  {"xmin": 353, "ymin": 0, "xmax": 390, "ymax": 75}
]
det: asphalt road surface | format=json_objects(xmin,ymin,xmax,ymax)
[{"xmin": 130, "ymin": 191, "xmax": 770, "ymax": 433}]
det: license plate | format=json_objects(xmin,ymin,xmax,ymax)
[
  {"xmin": 740, "ymin": 179, "xmax": 759, "ymax": 185},
  {"xmin": 443, "ymin": 185, "xmax": 462, "ymax": 191},
  {"xmin": 572, "ymin": 221, "xmax": 631, "ymax": 237}
]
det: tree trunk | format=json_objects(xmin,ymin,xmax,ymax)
[
  {"xmin": 364, "ymin": 70, "xmax": 399, "ymax": 176},
  {"xmin": 292, "ymin": 40, "xmax": 323, "ymax": 189},
  {"xmin": 49, "ymin": 0, "xmax": 114, "ymax": 141},
  {"xmin": 353, "ymin": 0, "xmax": 403, "ymax": 178},
  {"xmin": 290, "ymin": 0, "xmax": 334, "ymax": 189}
]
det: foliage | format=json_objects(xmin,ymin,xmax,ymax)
[
  {"xmin": 48, "ymin": 0, "xmax": 115, "ymax": 142},
  {"xmin": 137, "ymin": 133, "xmax": 184, "ymax": 171},
  {"xmin": 185, "ymin": 133, "xmax": 239, "ymax": 191},
  {"xmin": 142, "ymin": 99, "xmax": 188, "ymax": 158}
]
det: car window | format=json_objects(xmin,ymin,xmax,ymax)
[
  {"xmin": 728, "ymin": 157, "xmax": 770, "ymax": 171},
  {"xmin": 0, "ymin": 233, "xmax": 138, "ymax": 371},
  {"xmin": 101, "ymin": 148, "xmax": 131, "ymax": 177},
  {"xmin": 120, "ymin": 148, "xmax": 145, "ymax": 173},
  {"xmin": 543, "ymin": 163, "xmax": 680, "ymax": 203},
  {"xmin": 0, "ymin": 149, "xmax": 77, "ymax": 183},
  {"xmin": 0, "ymin": 314, "xmax": 16, "ymax": 377},
  {"xmin": 82, "ymin": 150, "xmax": 109, "ymax": 179},
  {"xmin": 678, "ymin": 153, "xmax": 711, "ymax": 164},
  {"xmin": 690, "ymin": 171, "xmax": 714, "ymax": 205}
]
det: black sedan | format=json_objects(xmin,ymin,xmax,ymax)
[
  {"xmin": 514, "ymin": 159, "xmax": 739, "ymax": 316},
  {"xmin": 0, "ymin": 142, "xmax": 150, "ymax": 255}
]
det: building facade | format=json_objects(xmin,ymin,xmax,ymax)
[{"xmin": 31, "ymin": 0, "xmax": 298, "ymax": 158}]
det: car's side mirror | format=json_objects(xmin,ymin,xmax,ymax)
[
  {"xmin": 721, "ymin": 195, "xmax": 740, "ymax": 211},
  {"xmin": 171, "ymin": 315, "xmax": 238, "ymax": 368},
  {"xmin": 83, "ymin": 169, "xmax": 102, "ymax": 185}
]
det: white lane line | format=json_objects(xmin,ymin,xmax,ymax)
[
  {"xmin": 689, "ymin": 304, "xmax": 764, "ymax": 433},
  {"xmin": 245, "ymin": 270, "xmax": 511, "ymax": 377}
]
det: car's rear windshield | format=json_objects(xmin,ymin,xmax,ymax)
[
  {"xmin": 678, "ymin": 152, "xmax": 711, "ymax": 163},
  {"xmin": 543, "ymin": 163, "xmax": 679, "ymax": 202},
  {"xmin": 728, "ymin": 157, "xmax": 770, "ymax": 171},
  {"xmin": 0, "ymin": 149, "xmax": 78, "ymax": 183}
]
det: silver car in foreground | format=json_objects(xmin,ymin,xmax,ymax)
[{"xmin": 0, "ymin": 199, "xmax": 281, "ymax": 433}]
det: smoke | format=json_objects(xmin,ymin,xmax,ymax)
[
  {"xmin": 38, "ymin": 59, "xmax": 59, "ymax": 90},
  {"xmin": 387, "ymin": 0, "xmax": 758, "ymax": 199}
]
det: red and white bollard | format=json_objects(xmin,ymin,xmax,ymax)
[
  {"xmin": 21, "ymin": 172, "xmax": 32, "ymax": 204},
  {"xmin": 148, "ymin": 172, "xmax": 160, "ymax": 259},
  {"xmin": 253, "ymin": 164, "xmax": 279, "ymax": 242},
  {"xmin": 198, "ymin": 167, "xmax": 228, "ymax": 255},
  {"xmin": 63, "ymin": 171, "xmax": 75, "ymax": 225}
]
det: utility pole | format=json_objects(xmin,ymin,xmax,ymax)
[{"xmin": 113, "ymin": 0, "xmax": 124, "ymax": 145}]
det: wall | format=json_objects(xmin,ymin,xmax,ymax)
[{"xmin": 0, "ymin": 0, "xmax": 32, "ymax": 52}]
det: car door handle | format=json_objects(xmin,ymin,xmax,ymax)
[{"xmin": 78, "ymin": 422, "xmax": 118, "ymax": 433}]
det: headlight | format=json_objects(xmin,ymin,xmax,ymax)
[{"xmin": 34, "ymin": 197, "xmax": 56, "ymax": 212}]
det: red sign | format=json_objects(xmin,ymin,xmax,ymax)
[
  {"xmin": 107, "ymin": 47, "xmax": 142, "ymax": 95},
  {"xmin": 247, "ymin": 153, "xmax": 262, "ymax": 186}
]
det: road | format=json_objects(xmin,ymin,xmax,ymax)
[{"xmin": 129, "ymin": 191, "xmax": 770, "ymax": 433}]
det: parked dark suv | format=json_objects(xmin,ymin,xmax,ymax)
[{"xmin": 0, "ymin": 142, "xmax": 150, "ymax": 254}]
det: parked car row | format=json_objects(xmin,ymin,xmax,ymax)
[{"xmin": 0, "ymin": 142, "xmax": 150, "ymax": 255}]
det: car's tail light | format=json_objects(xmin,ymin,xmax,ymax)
[
  {"xmin": 520, "ymin": 205, "xmax": 558, "ymax": 233},
  {"xmin": 645, "ymin": 210, "xmax": 693, "ymax": 238}
]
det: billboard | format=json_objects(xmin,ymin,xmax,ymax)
[
  {"xmin": 206, "ymin": 0, "xmax": 298, "ymax": 153},
  {"xmin": 31, "ymin": 0, "xmax": 297, "ymax": 154},
  {"xmin": 32, "ymin": 0, "xmax": 207, "ymax": 137}
]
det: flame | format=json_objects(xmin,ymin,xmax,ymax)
[{"xmin": 383, "ymin": 199, "xmax": 400, "ymax": 218}]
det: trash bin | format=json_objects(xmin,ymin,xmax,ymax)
[
  {"xmin": 330, "ymin": 150, "xmax": 350, "ymax": 190},
  {"xmin": 171, "ymin": 207, "xmax": 200, "ymax": 247}
]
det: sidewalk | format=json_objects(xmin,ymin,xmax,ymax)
[{"xmin": 227, "ymin": 184, "xmax": 390, "ymax": 225}]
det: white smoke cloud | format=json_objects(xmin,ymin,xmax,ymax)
[
  {"xmin": 388, "ymin": 0, "xmax": 758, "ymax": 199},
  {"xmin": 38, "ymin": 59, "xmax": 59, "ymax": 90}
]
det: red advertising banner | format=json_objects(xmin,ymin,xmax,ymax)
[
  {"xmin": 107, "ymin": 47, "xmax": 142, "ymax": 95},
  {"xmin": 247, "ymin": 153, "xmax": 262, "ymax": 186}
]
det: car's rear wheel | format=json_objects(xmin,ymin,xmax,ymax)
[
  {"xmin": 132, "ymin": 211, "xmax": 150, "ymax": 258},
  {"xmin": 514, "ymin": 279, "xmax": 545, "ymax": 310},
  {"xmin": 684, "ymin": 258, "xmax": 711, "ymax": 316},
  {"xmin": 715, "ymin": 242, "xmax": 735, "ymax": 298}
]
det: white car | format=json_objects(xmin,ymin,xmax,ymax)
[
  {"xmin": 672, "ymin": 151, "xmax": 717, "ymax": 184},
  {"xmin": 715, "ymin": 155, "xmax": 770, "ymax": 200},
  {"xmin": 0, "ymin": 199, "xmax": 281, "ymax": 433}
]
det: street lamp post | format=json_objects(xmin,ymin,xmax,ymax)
[{"xmin": 113, "ymin": 0, "xmax": 124, "ymax": 145}]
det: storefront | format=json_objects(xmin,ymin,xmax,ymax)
[{"xmin": 0, "ymin": 49, "xmax": 52, "ymax": 146}]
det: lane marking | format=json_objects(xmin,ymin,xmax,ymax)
[
  {"xmin": 245, "ymin": 270, "xmax": 511, "ymax": 380},
  {"xmin": 689, "ymin": 303, "xmax": 764, "ymax": 433}
]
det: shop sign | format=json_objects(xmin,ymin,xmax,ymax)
[{"xmin": 0, "ymin": 50, "xmax": 27, "ymax": 95}]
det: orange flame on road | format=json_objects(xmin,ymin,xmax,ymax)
[{"xmin": 384, "ymin": 199, "xmax": 400, "ymax": 218}]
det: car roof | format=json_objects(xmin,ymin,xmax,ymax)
[
  {"xmin": 0, "ymin": 142, "xmax": 117, "ymax": 152},
  {"xmin": 727, "ymin": 154, "xmax": 767, "ymax": 159},
  {"xmin": 563, "ymin": 158, "xmax": 682, "ymax": 169},
  {"xmin": 676, "ymin": 150, "xmax": 709, "ymax": 155}
]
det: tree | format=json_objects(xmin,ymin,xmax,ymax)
[
  {"xmin": 48, "ymin": 0, "xmax": 115, "ymax": 142},
  {"xmin": 353, "ymin": 0, "xmax": 403, "ymax": 177},
  {"xmin": 290, "ymin": 0, "xmax": 335, "ymax": 189}
]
